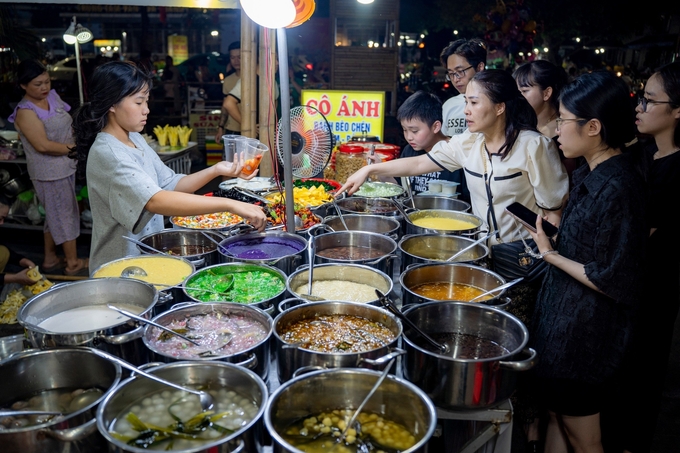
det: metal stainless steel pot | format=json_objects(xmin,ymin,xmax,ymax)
[
  {"xmin": 323, "ymin": 213, "xmax": 400, "ymax": 239},
  {"xmin": 218, "ymin": 230, "xmax": 307, "ymax": 275},
  {"xmin": 398, "ymin": 234, "xmax": 490, "ymax": 272},
  {"xmin": 1, "ymin": 173, "xmax": 31, "ymax": 198},
  {"xmin": 311, "ymin": 231, "xmax": 398, "ymax": 277},
  {"xmin": 0, "ymin": 334, "xmax": 28, "ymax": 360},
  {"xmin": 17, "ymin": 278, "xmax": 157, "ymax": 365},
  {"xmin": 273, "ymin": 300, "xmax": 404, "ymax": 382},
  {"xmin": 401, "ymin": 301, "xmax": 536, "ymax": 409},
  {"xmin": 183, "ymin": 263, "xmax": 287, "ymax": 315},
  {"xmin": 142, "ymin": 302, "xmax": 272, "ymax": 380},
  {"xmin": 265, "ymin": 368, "xmax": 437, "ymax": 453},
  {"xmin": 400, "ymin": 263, "xmax": 509, "ymax": 307},
  {"xmin": 286, "ymin": 263, "xmax": 393, "ymax": 305},
  {"xmin": 137, "ymin": 228, "xmax": 222, "ymax": 269},
  {"xmin": 406, "ymin": 209, "xmax": 483, "ymax": 236},
  {"xmin": 405, "ymin": 194, "xmax": 472, "ymax": 212},
  {"xmin": 334, "ymin": 196, "xmax": 403, "ymax": 220},
  {"xmin": 0, "ymin": 347, "xmax": 122, "ymax": 453},
  {"xmin": 91, "ymin": 255, "xmax": 196, "ymax": 315},
  {"xmin": 96, "ymin": 361, "xmax": 267, "ymax": 453}
]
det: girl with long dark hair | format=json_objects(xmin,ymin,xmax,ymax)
[
  {"xmin": 526, "ymin": 71, "xmax": 648, "ymax": 453},
  {"xmin": 71, "ymin": 61, "xmax": 266, "ymax": 271}
]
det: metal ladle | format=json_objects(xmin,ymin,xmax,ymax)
[
  {"xmin": 376, "ymin": 290, "xmax": 449, "ymax": 355},
  {"xmin": 119, "ymin": 269, "xmax": 235, "ymax": 297},
  {"xmin": 87, "ymin": 349, "xmax": 214, "ymax": 411},
  {"xmin": 0, "ymin": 410, "xmax": 63, "ymax": 418},
  {"xmin": 469, "ymin": 277, "xmax": 524, "ymax": 302},
  {"xmin": 446, "ymin": 230, "xmax": 498, "ymax": 262},
  {"xmin": 106, "ymin": 304, "xmax": 202, "ymax": 346},
  {"xmin": 331, "ymin": 198, "xmax": 349, "ymax": 230},
  {"xmin": 337, "ymin": 357, "xmax": 397, "ymax": 444},
  {"xmin": 106, "ymin": 304, "xmax": 233, "ymax": 356},
  {"xmin": 123, "ymin": 235, "xmax": 167, "ymax": 255},
  {"xmin": 301, "ymin": 233, "xmax": 324, "ymax": 301}
]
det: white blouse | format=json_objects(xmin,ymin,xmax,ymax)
[{"xmin": 428, "ymin": 129, "xmax": 569, "ymax": 245}]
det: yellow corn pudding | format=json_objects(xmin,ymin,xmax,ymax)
[
  {"xmin": 92, "ymin": 256, "xmax": 193, "ymax": 288},
  {"xmin": 411, "ymin": 217, "xmax": 477, "ymax": 231}
]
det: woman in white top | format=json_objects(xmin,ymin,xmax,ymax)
[{"xmin": 339, "ymin": 69, "xmax": 568, "ymax": 246}]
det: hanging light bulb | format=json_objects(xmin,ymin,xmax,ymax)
[
  {"xmin": 63, "ymin": 18, "xmax": 77, "ymax": 45},
  {"xmin": 240, "ymin": 0, "xmax": 296, "ymax": 29}
]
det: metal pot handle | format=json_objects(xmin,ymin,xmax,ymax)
[
  {"xmin": 189, "ymin": 257, "xmax": 206, "ymax": 268},
  {"xmin": 227, "ymin": 439, "xmax": 246, "ymax": 453},
  {"xmin": 366, "ymin": 253, "xmax": 397, "ymax": 267},
  {"xmin": 100, "ymin": 325, "xmax": 145, "ymax": 344},
  {"xmin": 292, "ymin": 365, "xmax": 326, "ymax": 378},
  {"xmin": 278, "ymin": 297, "xmax": 308, "ymax": 313},
  {"xmin": 358, "ymin": 348, "xmax": 406, "ymax": 367},
  {"xmin": 171, "ymin": 301, "xmax": 199, "ymax": 310},
  {"xmin": 308, "ymin": 223, "xmax": 333, "ymax": 236},
  {"xmin": 498, "ymin": 347, "xmax": 537, "ymax": 371},
  {"xmin": 233, "ymin": 353, "xmax": 258, "ymax": 370},
  {"xmin": 157, "ymin": 291, "xmax": 174, "ymax": 305},
  {"xmin": 43, "ymin": 417, "xmax": 98, "ymax": 442}
]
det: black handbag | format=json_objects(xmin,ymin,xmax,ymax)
[{"xmin": 491, "ymin": 238, "xmax": 548, "ymax": 284}]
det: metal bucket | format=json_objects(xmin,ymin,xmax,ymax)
[
  {"xmin": 137, "ymin": 228, "xmax": 222, "ymax": 269},
  {"xmin": 405, "ymin": 194, "xmax": 471, "ymax": 212},
  {"xmin": 96, "ymin": 361, "xmax": 267, "ymax": 453},
  {"xmin": 0, "ymin": 347, "xmax": 122, "ymax": 453},
  {"xmin": 142, "ymin": 302, "xmax": 272, "ymax": 380},
  {"xmin": 398, "ymin": 234, "xmax": 489, "ymax": 272},
  {"xmin": 91, "ymin": 255, "xmax": 195, "ymax": 315},
  {"xmin": 17, "ymin": 278, "xmax": 157, "ymax": 365},
  {"xmin": 322, "ymin": 214, "xmax": 401, "ymax": 240},
  {"xmin": 286, "ymin": 263, "xmax": 393, "ymax": 306},
  {"xmin": 401, "ymin": 301, "xmax": 536, "ymax": 409},
  {"xmin": 265, "ymin": 368, "xmax": 437, "ymax": 453},
  {"xmin": 405, "ymin": 209, "xmax": 483, "ymax": 236},
  {"xmin": 311, "ymin": 231, "xmax": 398, "ymax": 277},
  {"xmin": 218, "ymin": 230, "xmax": 307, "ymax": 275}
]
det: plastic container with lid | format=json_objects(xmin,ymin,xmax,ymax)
[{"xmin": 334, "ymin": 144, "xmax": 368, "ymax": 183}]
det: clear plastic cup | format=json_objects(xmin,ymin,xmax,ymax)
[
  {"xmin": 241, "ymin": 140, "xmax": 268, "ymax": 176},
  {"xmin": 222, "ymin": 135, "xmax": 242, "ymax": 163}
]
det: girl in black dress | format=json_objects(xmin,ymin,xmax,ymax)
[{"xmin": 526, "ymin": 71, "xmax": 648, "ymax": 453}]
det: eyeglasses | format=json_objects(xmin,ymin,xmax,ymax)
[
  {"xmin": 638, "ymin": 96, "xmax": 674, "ymax": 112},
  {"xmin": 446, "ymin": 65, "xmax": 474, "ymax": 82},
  {"xmin": 555, "ymin": 117, "xmax": 585, "ymax": 131}
]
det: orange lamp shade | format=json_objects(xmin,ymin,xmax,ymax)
[{"xmin": 287, "ymin": 0, "xmax": 315, "ymax": 28}]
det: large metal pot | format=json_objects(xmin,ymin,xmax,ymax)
[
  {"xmin": 1, "ymin": 173, "xmax": 31, "ymax": 198},
  {"xmin": 218, "ymin": 230, "xmax": 307, "ymax": 275},
  {"xmin": 400, "ymin": 263, "xmax": 508, "ymax": 307},
  {"xmin": 0, "ymin": 347, "xmax": 122, "ymax": 453},
  {"xmin": 334, "ymin": 196, "xmax": 403, "ymax": 220},
  {"xmin": 142, "ymin": 302, "xmax": 272, "ymax": 380},
  {"xmin": 0, "ymin": 334, "xmax": 28, "ymax": 360},
  {"xmin": 137, "ymin": 228, "xmax": 222, "ymax": 269},
  {"xmin": 286, "ymin": 263, "xmax": 393, "ymax": 305},
  {"xmin": 311, "ymin": 231, "xmax": 398, "ymax": 277},
  {"xmin": 273, "ymin": 300, "xmax": 403, "ymax": 382},
  {"xmin": 323, "ymin": 213, "xmax": 401, "ymax": 239},
  {"xmin": 91, "ymin": 255, "xmax": 196, "ymax": 315},
  {"xmin": 183, "ymin": 263, "xmax": 287, "ymax": 315},
  {"xmin": 398, "ymin": 234, "xmax": 489, "ymax": 272},
  {"xmin": 17, "ymin": 278, "xmax": 157, "ymax": 365},
  {"xmin": 96, "ymin": 361, "xmax": 267, "ymax": 453},
  {"xmin": 265, "ymin": 368, "xmax": 437, "ymax": 453},
  {"xmin": 401, "ymin": 301, "xmax": 536, "ymax": 409},
  {"xmin": 406, "ymin": 209, "xmax": 483, "ymax": 236},
  {"xmin": 405, "ymin": 194, "xmax": 472, "ymax": 212}
]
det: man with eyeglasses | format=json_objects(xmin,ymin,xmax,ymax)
[
  {"xmin": 215, "ymin": 41, "xmax": 242, "ymax": 142},
  {"xmin": 439, "ymin": 38, "xmax": 487, "ymax": 137}
]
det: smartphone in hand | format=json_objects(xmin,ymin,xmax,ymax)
[{"xmin": 505, "ymin": 202, "xmax": 559, "ymax": 237}]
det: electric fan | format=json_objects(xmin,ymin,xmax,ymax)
[{"xmin": 276, "ymin": 105, "xmax": 334, "ymax": 178}]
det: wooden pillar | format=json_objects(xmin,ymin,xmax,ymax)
[
  {"xmin": 258, "ymin": 27, "xmax": 277, "ymax": 178},
  {"xmin": 240, "ymin": 12, "xmax": 257, "ymax": 139}
]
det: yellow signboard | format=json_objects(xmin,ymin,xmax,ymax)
[
  {"xmin": 301, "ymin": 90, "xmax": 385, "ymax": 144},
  {"xmin": 168, "ymin": 35, "xmax": 188, "ymax": 65}
]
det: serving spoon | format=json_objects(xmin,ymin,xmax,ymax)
[
  {"xmin": 123, "ymin": 235, "xmax": 167, "ymax": 255},
  {"xmin": 376, "ymin": 290, "xmax": 449, "ymax": 355},
  {"xmin": 106, "ymin": 304, "xmax": 233, "ymax": 357},
  {"xmin": 300, "ymin": 233, "xmax": 324, "ymax": 301},
  {"xmin": 469, "ymin": 277, "xmax": 524, "ymax": 302},
  {"xmin": 0, "ymin": 410, "xmax": 63, "ymax": 418},
  {"xmin": 87, "ymin": 349, "xmax": 214, "ymax": 411},
  {"xmin": 446, "ymin": 230, "xmax": 498, "ymax": 262}
]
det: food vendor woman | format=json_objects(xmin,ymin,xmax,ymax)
[{"xmin": 70, "ymin": 61, "xmax": 266, "ymax": 271}]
